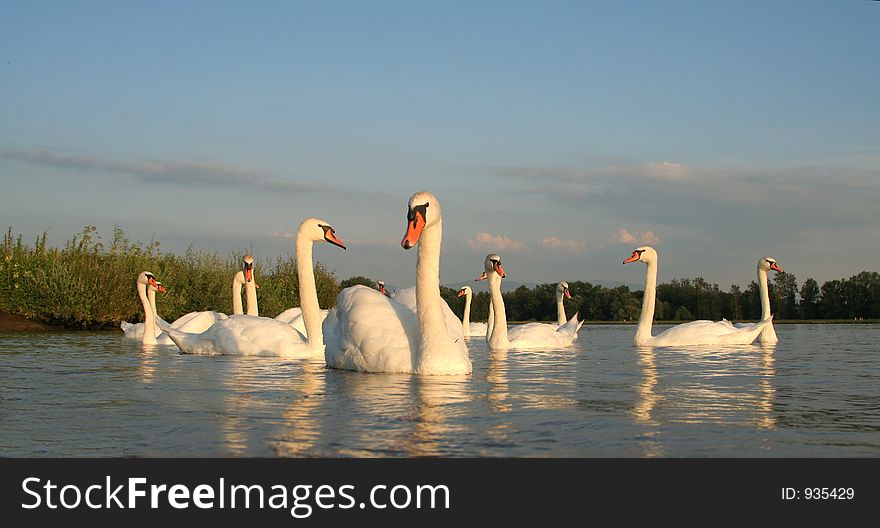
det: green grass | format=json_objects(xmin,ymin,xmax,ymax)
[{"xmin": 0, "ymin": 226, "xmax": 339, "ymax": 329}]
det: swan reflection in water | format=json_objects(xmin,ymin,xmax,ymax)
[
  {"xmin": 633, "ymin": 343, "xmax": 777, "ymax": 431},
  {"xmin": 272, "ymin": 356, "xmax": 328, "ymax": 457}
]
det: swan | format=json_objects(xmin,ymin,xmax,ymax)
[
  {"xmin": 242, "ymin": 254, "xmax": 259, "ymax": 316},
  {"xmin": 377, "ymin": 280, "xmax": 390, "ymax": 296},
  {"xmin": 483, "ymin": 254, "xmax": 583, "ymax": 350},
  {"xmin": 121, "ymin": 274, "xmax": 164, "ymax": 340},
  {"xmin": 731, "ymin": 257, "xmax": 784, "ymax": 343},
  {"xmin": 623, "ymin": 246, "xmax": 772, "ymax": 347},
  {"xmin": 161, "ymin": 219, "xmax": 346, "ymax": 355},
  {"xmin": 555, "ymin": 281, "xmax": 572, "ymax": 326},
  {"xmin": 323, "ymin": 192, "xmax": 471, "ymax": 374},
  {"xmin": 456, "ymin": 285, "xmax": 488, "ymax": 337},
  {"xmin": 121, "ymin": 271, "xmax": 166, "ymax": 344}
]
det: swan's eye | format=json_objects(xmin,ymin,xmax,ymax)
[{"xmin": 407, "ymin": 203, "xmax": 429, "ymax": 226}]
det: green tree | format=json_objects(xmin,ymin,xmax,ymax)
[{"xmin": 799, "ymin": 278, "xmax": 820, "ymax": 319}]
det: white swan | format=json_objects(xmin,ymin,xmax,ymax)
[
  {"xmin": 732, "ymin": 257, "xmax": 783, "ymax": 343},
  {"xmin": 555, "ymin": 281, "xmax": 572, "ymax": 326},
  {"xmin": 161, "ymin": 219, "xmax": 346, "ymax": 355},
  {"xmin": 121, "ymin": 273, "xmax": 163, "ymax": 340},
  {"xmin": 377, "ymin": 280, "xmax": 390, "ymax": 296},
  {"xmin": 623, "ymin": 246, "xmax": 772, "ymax": 347},
  {"xmin": 456, "ymin": 285, "xmax": 488, "ymax": 337},
  {"xmin": 242, "ymin": 254, "xmax": 259, "ymax": 316},
  {"xmin": 483, "ymin": 254, "xmax": 582, "ymax": 350},
  {"xmin": 323, "ymin": 192, "xmax": 471, "ymax": 374},
  {"xmin": 121, "ymin": 271, "xmax": 166, "ymax": 344}
]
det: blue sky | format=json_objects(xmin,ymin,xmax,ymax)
[{"xmin": 1, "ymin": 1, "xmax": 878, "ymax": 289}]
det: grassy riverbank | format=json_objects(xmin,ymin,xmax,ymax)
[{"xmin": 0, "ymin": 226, "xmax": 339, "ymax": 330}]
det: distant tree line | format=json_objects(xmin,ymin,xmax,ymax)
[{"xmin": 431, "ymin": 271, "xmax": 880, "ymax": 323}]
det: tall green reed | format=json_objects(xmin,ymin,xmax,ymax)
[{"xmin": 0, "ymin": 226, "xmax": 340, "ymax": 329}]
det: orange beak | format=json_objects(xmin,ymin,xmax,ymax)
[
  {"xmin": 148, "ymin": 278, "xmax": 166, "ymax": 293},
  {"xmin": 457, "ymin": 289, "xmax": 466, "ymax": 298},
  {"xmin": 401, "ymin": 210, "xmax": 426, "ymax": 250},
  {"xmin": 493, "ymin": 261, "xmax": 507, "ymax": 278},
  {"xmin": 564, "ymin": 288, "xmax": 571, "ymax": 299},
  {"xmin": 770, "ymin": 262, "xmax": 784, "ymax": 272},
  {"xmin": 378, "ymin": 284, "xmax": 387, "ymax": 295},
  {"xmin": 324, "ymin": 231, "xmax": 346, "ymax": 250},
  {"xmin": 245, "ymin": 268, "xmax": 253, "ymax": 283},
  {"xmin": 623, "ymin": 251, "xmax": 641, "ymax": 264},
  {"xmin": 474, "ymin": 271, "xmax": 488, "ymax": 281}
]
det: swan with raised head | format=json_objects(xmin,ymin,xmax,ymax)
[
  {"xmin": 323, "ymin": 192, "xmax": 471, "ymax": 374},
  {"xmin": 483, "ymin": 255, "xmax": 582, "ymax": 349},
  {"xmin": 623, "ymin": 246, "xmax": 772, "ymax": 347},
  {"xmin": 161, "ymin": 219, "xmax": 346, "ymax": 356},
  {"xmin": 732, "ymin": 257, "xmax": 784, "ymax": 343},
  {"xmin": 456, "ymin": 285, "xmax": 488, "ymax": 337},
  {"xmin": 241, "ymin": 254, "xmax": 259, "ymax": 316},
  {"xmin": 555, "ymin": 281, "xmax": 572, "ymax": 327},
  {"xmin": 121, "ymin": 271, "xmax": 166, "ymax": 344}
]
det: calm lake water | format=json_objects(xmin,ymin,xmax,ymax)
[{"xmin": 1, "ymin": 324, "xmax": 878, "ymax": 457}]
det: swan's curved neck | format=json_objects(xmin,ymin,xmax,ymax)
[
  {"xmin": 148, "ymin": 286, "xmax": 158, "ymax": 322},
  {"xmin": 296, "ymin": 233, "xmax": 322, "ymax": 347},
  {"xmin": 556, "ymin": 291, "xmax": 566, "ymax": 326},
  {"xmin": 415, "ymin": 219, "xmax": 454, "ymax": 367},
  {"xmin": 636, "ymin": 260, "xmax": 658, "ymax": 344},
  {"xmin": 487, "ymin": 299, "xmax": 495, "ymax": 340},
  {"xmin": 139, "ymin": 282, "xmax": 157, "ymax": 345},
  {"xmin": 461, "ymin": 290, "xmax": 471, "ymax": 334},
  {"xmin": 245, "ymin": 279, "xmax": 258, "ymax": 316},
  {"xmin": 232, "ymin": 275, "xmax": 244, "ymax": 315},
  {"xmin": 488, "ymin": 272, "xmax": 509, "ymax": 348},
  {"xmin": 758, "ymin": 268, "xmax": 771, "ymax": 320}
]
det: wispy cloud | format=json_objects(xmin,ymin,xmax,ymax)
[
  {"xmin": 612, "ymin": 229, "xmax": 660, "ymax": 245},
  {"xmin": 1, "ymin": 146, "xmax": 331, "ymax": 194},
  {"xmin": 540, "ymin": 236, "xmax": 587, "ymax": 253},
  {"xmin": 491, "ymin": 160, "xmax": 693, "ymax": 184},
  {"xmin": 466, "ymin": 232, "xmax": 526, "ymax": 252},
  {"xmin": 272, "ymin": 230, "xmax": 294, "ymax": 240}
]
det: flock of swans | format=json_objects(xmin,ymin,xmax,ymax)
[{"xmin": 122, "ymin": 191, "xmax": 783, "ymax": 376}]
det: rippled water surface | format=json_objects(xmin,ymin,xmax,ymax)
[{"xmin": 1, "ymin": 324, "xmax": 878, "ymax": 457}]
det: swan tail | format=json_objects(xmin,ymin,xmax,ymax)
[
  {"xmin": 743, "ymin": 317, "xmax": 774, "ymax": 343},
  {"xmin": 155, "ymin": 319, "xmax": 198, "ymax": 353},
  {"xmin": 557, "ymin": 312, "xmax": 584, "ymax": 338},
  {"xmin": 120, "ymin": 321, "xmax": 133, "ymax": 333}
]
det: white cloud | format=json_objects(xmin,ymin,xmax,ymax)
[
  {"xmin": 639, "ymin": 230, "xmax": 661, "ymax": 245},
  {"xmin": 540, "ymin": 236, "xmax": 587, "ymax": 253},
  {"xmin": 612, "ymin": 229, "xmax": 660, "ymax": 245},
  {"xmin": 466, "ymin": 232, "xmax": 526, "ymax": 252},
  {"xmin": 1, "ymin": 146, "xmax": 331, "ymax": 194},
  {"xmin": 272, "ymin": 230, "xmax": 294, "ymax": 239}
]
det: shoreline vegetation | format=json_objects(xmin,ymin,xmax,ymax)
[{"xmin": 2, "ymin": 226, "xmax": 879, "ymax": 331}]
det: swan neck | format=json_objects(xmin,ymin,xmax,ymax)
[
  {"xmin": 232, "ymin": 276, "xmax": 243, "ymax": 315},
  {"xmin": 637, "ymin": 260, "xmax": 657, "ymax": 343},
  {"xmin": 148, "ymin": 286, "xmax": 158, "ymax": 321},
  {"xmin": 758, "ymin": 268, "xmax": 771, "ymax": 320},
  {"xmin": 245, "ymin": 279, "xmax": 258, "ymax": 316},
  {"xmin": 462, "ymin": 290, "xmax": 471, "ymax": 332},
  {"xmin": 296, "ymin": 232, "xmax": 322, "ymax": 347},
  {"xmin": 415, "ymin": 219, "xmax": 451, "ymax": 366},
  {"xmin": 487, "ymin": 298, "xmax": 495, "ymax": 340},
  {"xmin": 556, "ymin": 292, "xmax": 566, "ymax": 326},
  {"xmin": 488, "ymin": 272, "xmax": 509, "ymax": 347},
  {"xmin": 139, "ymin": 281, "xmax": 157, "ymax": 345}
]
